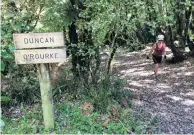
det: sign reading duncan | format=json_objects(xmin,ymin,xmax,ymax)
[
  {"xmin": 14, "ymin": 49, "xmax": 66, "ymax": 64},
  {"xmin": 13, "ymin": 32, "xmax": 65, "ymax": 49}
]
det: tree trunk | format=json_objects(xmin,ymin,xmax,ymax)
[
  {"xmin": 107, "ymin": 46, "xmax": 117, "ymax": 74},
  {"xmin": 91, "ymin": 46, "xmax": 101, "ymax": 85},
  {"xmin": 166, "ymin": 26, "xmax": 186, "ymax": 63},
  {"xmin": 176, "ymin": 0, "xmax": 186, "ymax": 47},
  {"xmin": 185, "ymin": 5, "xmax": 192, "ymax": 45}
]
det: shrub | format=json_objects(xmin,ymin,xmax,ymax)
[{"xmin": 1, "ymin": 65, "xmax": 40, "ymax": 106}]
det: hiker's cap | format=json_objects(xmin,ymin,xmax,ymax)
[{"xmin": 157, "ymin": 34, "xmax": 164, "ymax": 41}]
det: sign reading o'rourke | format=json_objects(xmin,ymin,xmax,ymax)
[{"xmin": 14, "ymin": 49, "xmax": 66, "ymax": 64}]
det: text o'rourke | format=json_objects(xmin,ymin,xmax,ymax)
[{"xmin": 14, "ymin": 49, "xmax": 66, "ymax": 64}]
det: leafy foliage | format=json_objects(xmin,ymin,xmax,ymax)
[
  {"xmin": 1, "ymin": 0, "xmax": 194, "ymax": 133},
  {"xmin": 2, "ymin": 103, "xmax": 147, "ymax": 134},
  {"xmin": 39, "ymin": 0, "xmax": 74, "ymax": 32},
  {"xmin": 1, "ymin": 0, "xmax": 45, "ymax": 106},
  {"xmin": 1, "ymin": 0, "xmax": 44, "ymax": 75},
  {"xmin": 53, "ymin": 68, "xmax": 132, "ymax": 113},
  {"xmin": 80, "ymin": 0, "xmax": 147, "ymax": 45},
  {"xmin": 1, "ymin": 67, "xmax": 40, "ymax": 106}
]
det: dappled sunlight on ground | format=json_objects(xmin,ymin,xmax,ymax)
[
  {"xmin": 112, "ymin": 47, "xmax": 194, "ymax": 134},
  {"xmin": 182, "ymin": 99, "xmax": 194, "ymax": 106},
  {"xmin": 166, "ymin": 95, "xmax": 183, "ymax": 101}
]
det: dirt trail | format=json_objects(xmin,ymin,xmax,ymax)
[{"xmin": 112, "ymin": 47, "xmax": 194, "ymax": 134}]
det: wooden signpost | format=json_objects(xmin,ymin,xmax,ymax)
[{"xmin": 13, "ymin": 32, "xmax": 66, "ymax": 129}]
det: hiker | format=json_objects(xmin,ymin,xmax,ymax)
[{"xmin": 147, "ymin": 34, "xmax": 167, "ymax": 75}]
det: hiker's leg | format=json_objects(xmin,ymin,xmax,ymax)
[
  {"xmin": 154, "ymin": 63, "xmax": 159, "ymax": 75},
  {"xmin": 152, "ymin": 55, "xmax": 158, "ymax": 74}
]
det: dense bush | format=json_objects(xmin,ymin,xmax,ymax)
[{"xmin": 1, "ymin": 65, "xmax": 40, "ymax": 115}]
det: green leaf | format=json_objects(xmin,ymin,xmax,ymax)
[
  {"xmin": 5, "ymin": 13, "xmax": 15, "ymax": 19},
  {"xmin": 135, "ymin": 125, "xmax": 144, "ymax": 133},
  {"xmin": 1, "ymin": 50, "xmax": 13, "ymax": 59},
  {"xmin": 1, "ymin": 96, "xmax": 10, "ymax": 102},
  {"xmin": 1, "ymin": 61, "xmax": 5, "ymax": 71},
  {"xmin": 9, "ymin": 46, "xmax": 15, "ymax": 53},
  {"xmin": 2, "ymin": 33, "xmax": 12, "ymax": 39}
]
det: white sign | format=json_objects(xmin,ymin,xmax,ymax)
[
  {"xmin": 14, "ymin": 48, "xmax": 66, "ymax": 64},
  {"xmin": 13, "ymin": 32, "xmax": 65, "ymax": 49}
]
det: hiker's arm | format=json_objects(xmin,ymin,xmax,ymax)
[
  {"xmin": 148, "ymin": 44, "xmax": 155, "ymax": 56},
  {"xmin": 163, "ymin": 44, "xmax": 167, "ymax": 59}
]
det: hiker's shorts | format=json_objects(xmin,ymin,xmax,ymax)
[{"xmin": 152, "ymin": 54, "xmax": 162, "ymax": 64}]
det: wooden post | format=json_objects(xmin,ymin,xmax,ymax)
[{"xmin": 37, "ymin": 63, "xmax": 54, "ymax": 128}]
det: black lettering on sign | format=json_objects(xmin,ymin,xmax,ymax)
[
  {"xmin": 50, "ymin": 53, "xmax": 54, "ymax": 58},
  {"xmin": 40, "ymin": 38, "xmax": 44, "ymax": 43},
  {"xmin": 29, "ymin": 38, "xmax": 33, "ymax": 44},
  {"xmin": 45, "ymin": 53, "xmax": 49, "ymax": 59},
  {"xmin": 55, "ymin": 53, "xmax": 58, "ymax": 58},
  {"xmin": 27, "ymin": 54, "xmax": 30, "ymax": 60},
  {"xmin": 22, "ymin": 52, "xmax": 61, "ymax": 62},
  {"xmin": 39, "ymin": 54, "xmax": 44, "ymax": 59},
  {"xmin": 23, "ymin": 54, "xmax": 28, "ymax": 60},
  {"xmin": 45, "ymin": 38, "xmax": 49, "ymax": 43},
  {"xmin": 30, "ymin": 54, "xmax": 34, "ymax": 60},
  {"xmin": 24, "ymin": 38, "xmax": 28, "ymax": 44},
  {"xmin": 35, "ymin": 38, "xmax": 39, "ymax": 43},
  {"xmin": 50, "ymin": 37, "xmax": 54, "ymax": 43},
  {"xmin": 35, "ymin": 54, "xmax": 39, "ymax": 59},
  {"xmin": 23, "ymin": 37, "xmax": 55, "ymax": 44}
]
